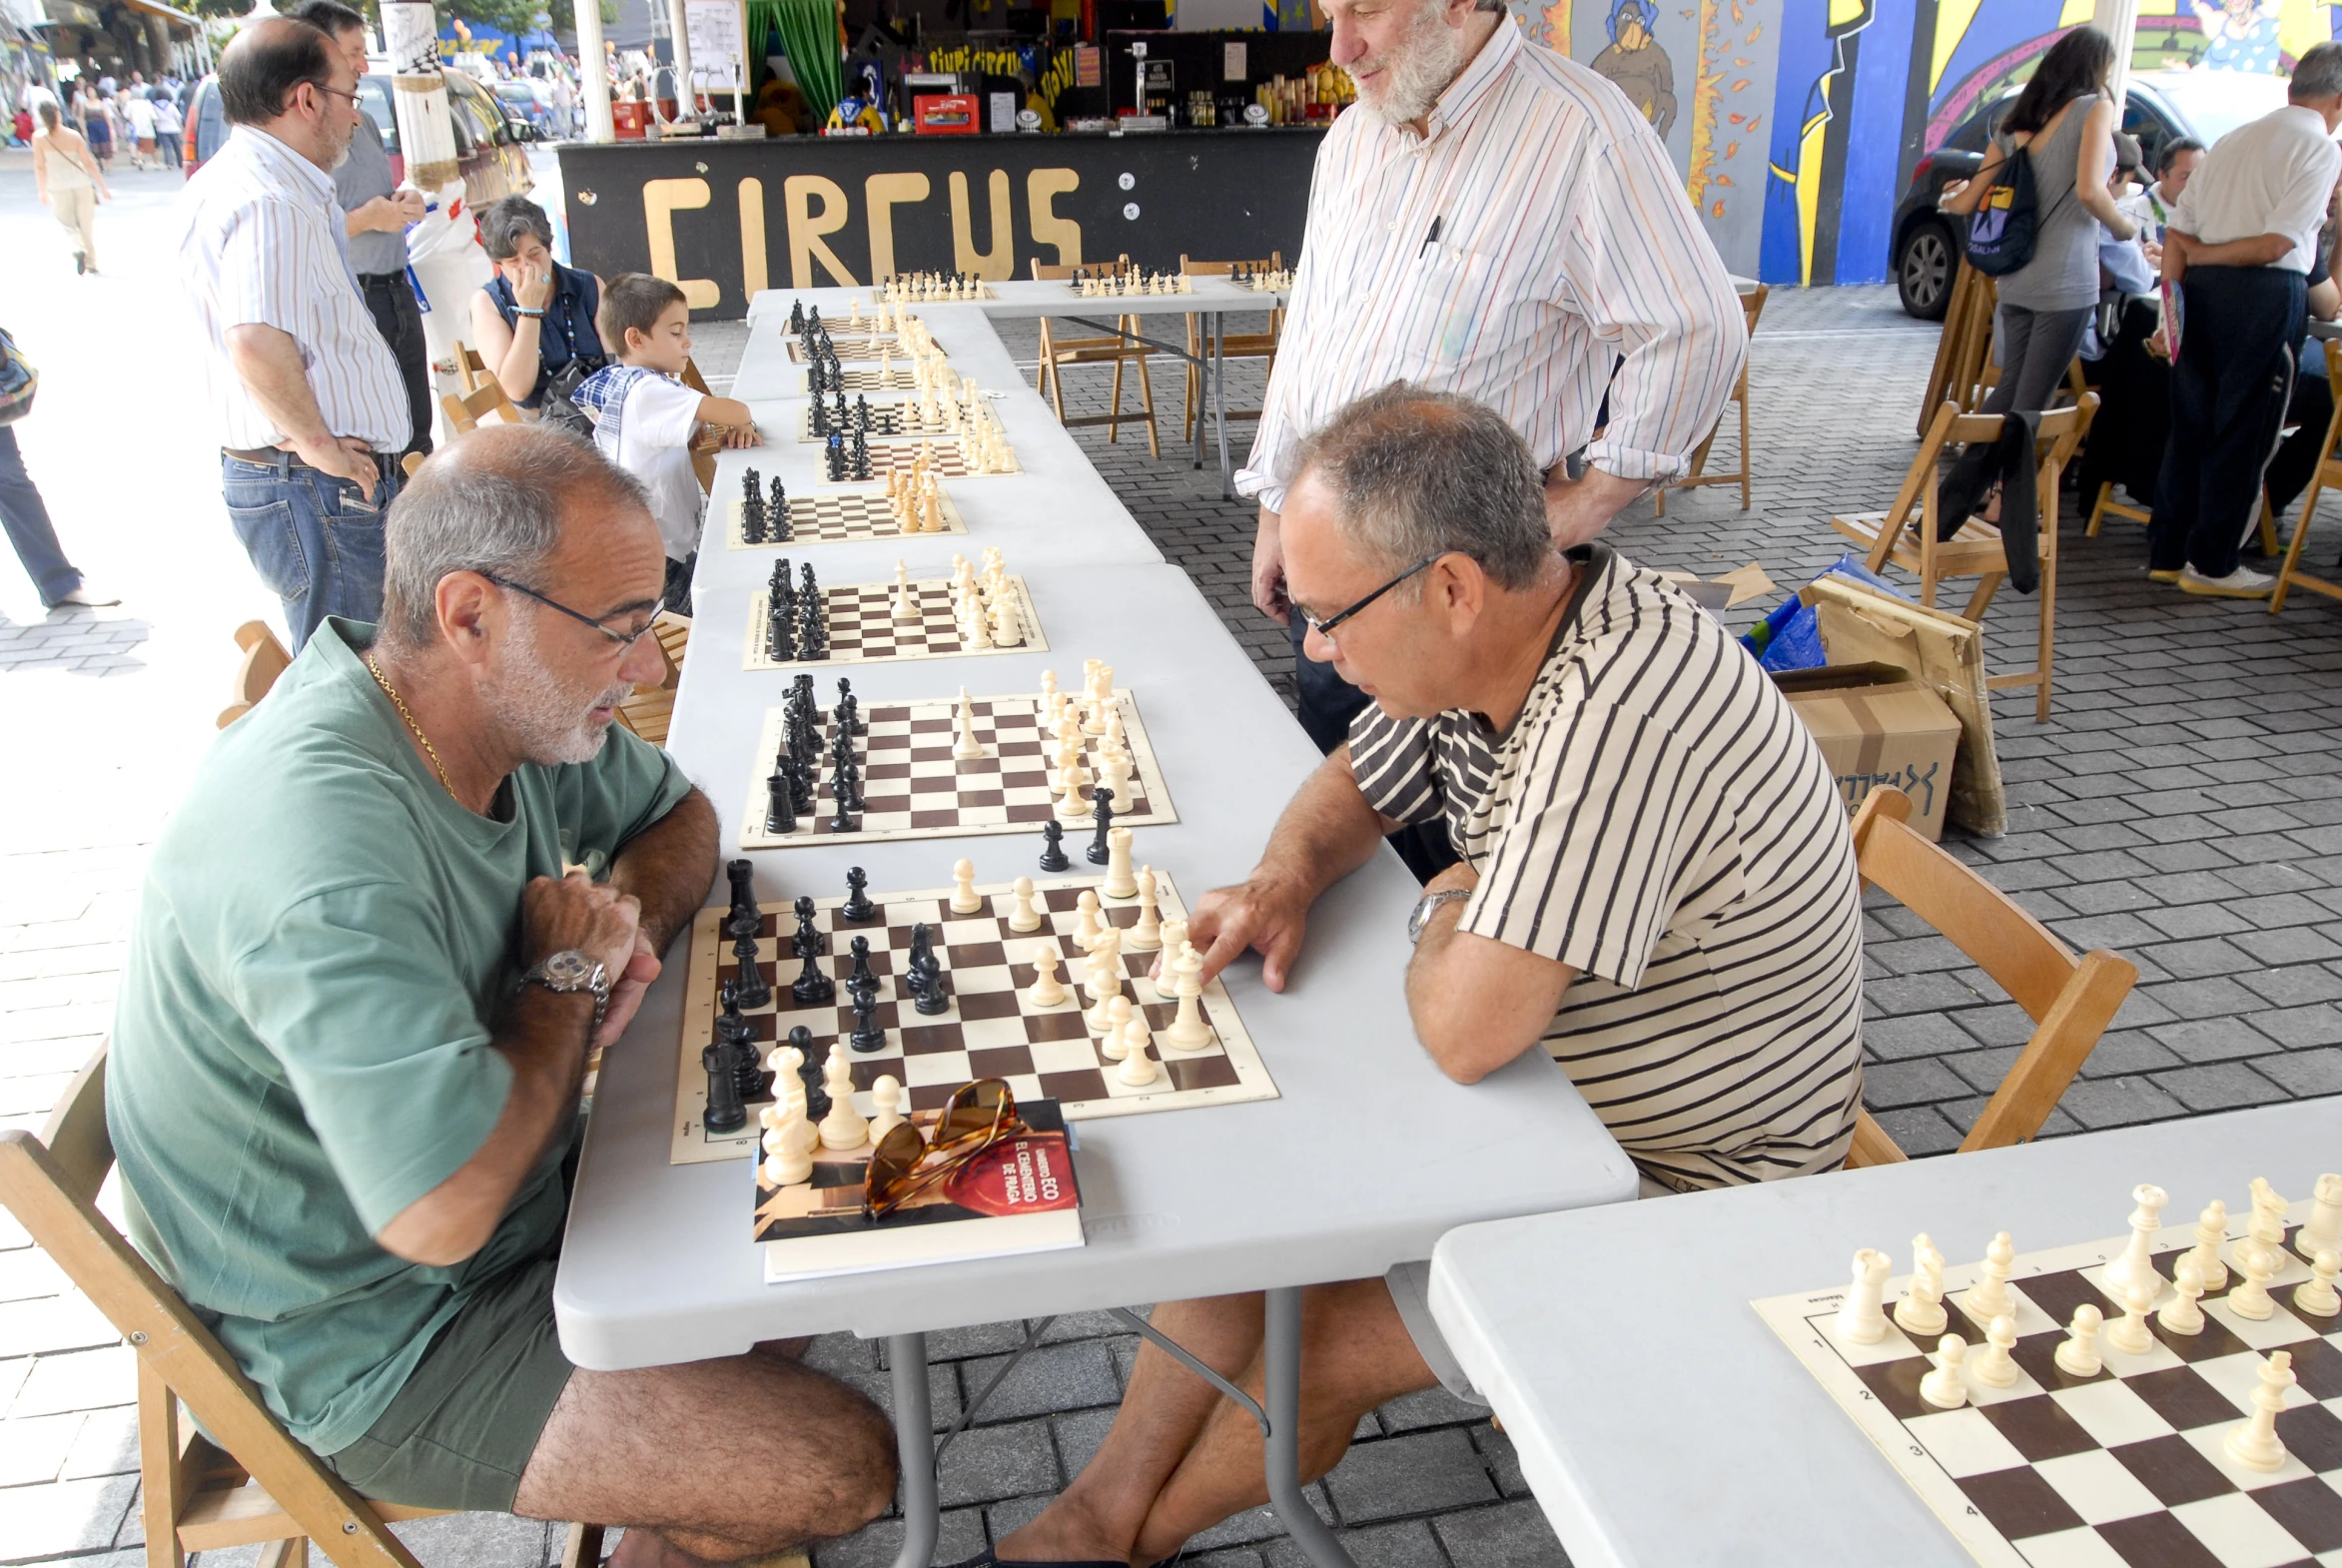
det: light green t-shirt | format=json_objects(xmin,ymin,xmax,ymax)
[{"xmin": 107, "ymin": 619, "xmax": 692, "ymax": 1455}]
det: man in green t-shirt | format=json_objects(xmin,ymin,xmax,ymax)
[{"xmin": 108, "ymin": 424, "xmax": 896, "ymax": 1567}]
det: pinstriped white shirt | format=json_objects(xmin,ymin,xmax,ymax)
[
  {"xmin": 1236, "ymin": 21, "xmax": 1743, "ymax": 512},
  {"xmin": 177, "ymin": 126, "xmax": 410, "ymax": 452}
]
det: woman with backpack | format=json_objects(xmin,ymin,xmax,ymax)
[{"xmin": 1940, "ymin": 28, "xmax": 2139, "ymax": 471}]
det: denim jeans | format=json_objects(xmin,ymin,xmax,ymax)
[
  {"xmin": 222, "ymin": 452, "xmax": 400, "ymax": 652},
  {"xmin": 0, "ymin": 424, "xmax": 83, "ymax": 607}
]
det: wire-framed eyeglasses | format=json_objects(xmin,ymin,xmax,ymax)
[
  {"xmin": 1297, "ymin": 554, "xmax": 1443, "ymax": 640},
  {"xmin": 482, "ymin": 573, "xmax": 667, "ymax": 650}
]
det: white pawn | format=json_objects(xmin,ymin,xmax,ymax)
[
  {"xmin": 2106, "ymin": 1280, "xmax": 2156, "ymax": 1354},
  {"xmin": 1895, "ymin": 1251, "xmax": 1948, "ymax": 1338},
  {"xmin": 2160, "ymin": 1257, "xmax": 2206, "ymax": 1334},
  {"xmin": 1084, "ymin": 929, "xmax": 1125, "ymax": 1031},
  {"xmin": 1104, "ymin": 827, "xmax": 1138, "ymax": 900},
  {"xmin": 761, "ymin": 1099, "xmax": 814, "ymax": 1186},
  {"xmin": 1028, "ymin": 945, "xmax": 1068, "ymax": 1008},
  {"xmin": 1165, "ymin": 941, "xmax": 1211, "ymax": 1051},
  {"xmin": 990, "ymin": 593, "xmax": 1023, "ymax": 647},
  {"xmin": 2228, "ymin": 1244, "xmax": 2277, "ymax": 1320},
  {"xmin": 1967, "ymin": 1232, "xmax": 2016, "ymax": 1322},
  {"xmin": 2224, "ymin": 1351, "xmax": 2294, "ymax": 1473},
  {"xmin": 1117, "ymin": 1014, "xmax": 1160, "ymax": 1086},
  {"xmin": 1056, "ymin": 760, "xmax": 1092, "ymax": 824},
  {"xmin": 953, "ymin": 689, "xmax": 987, "ymax": 761},
  {"xmin": 1973, "ymin": 1314, "xmax": 2019, "ymax": 1388},
  {"xmin": 891, "ymin": 561, "xmax": 919, "ymax": 622},
  {"xmin": 951, "ymin": 858, "xmax": 983, "ymax": 916},
  {"xmin": 1007, "ymin": 876, "xmax": 1044, "ymax": 933},
  {"xmin": 2187, "ymin": 1199, "xmax": 2230, "ymax": 1291},
  {"xmin": 1072, "ymin": 889, "xmax": 1106, "ymax": 952},
  {"xmin": 1099, "ymin": 995, "xmax": 1134, "ymax": 1059},
  {"xmin": 765, "ymin": 1044, "xmax": 806, "ymax": 1115},
  {"xmin": 818, "ymin": 1047, "xmax": 869, "ymax": 1151},
  {"xmin": 1128, "ymin": 868, "xmax": 1164, "ymax": 952},
  {"xmin": 2105, "ymin": 1182, "xmax": 2168, "ymax": 1304},
  {"xmin": 2055, "ymin": 1305, "xmax": 2103, "ymax": 1377},
  {"xmin": 2295, "ymin": 1249, "xmax": 2342, "ymax": 1318},
  {"xmin": 868, "ymin": 1075, "xmax": 908, "ymax": 1142},
  {"xmin": 1836, "ymin": 1249, "xmax": 1890, "ymax": 1344},
  {"xmin": 2299, "ymin": 1174, "xmax": 2342, "ymax": 1265},
  {"xmin": 1920, "ymin": 1335, "xmax": 1969, "ymax": 1410},
  {"xmin": 1039, "ymin": 669, "xmax": 1059, "ymax": 709}
]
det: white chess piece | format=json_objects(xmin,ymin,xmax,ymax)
[
  {"xmin": 891, "ymin": 561, "xmax": 919, "ymax": 622},
  {"xmin": 2160, "ymin": 1257, "xmax": 2206, "ymax": 1334},
  {"xmin": 953, "ymin": 691, "xmax": 987, "ymax": 762},
  {"xmin": 1084, "ymin": 929, "xmax": 1126, "ymax": 1031},
  {"xmin": 1039, "ymin": 669, "xmax": 1059, "ymax": 709},
  {"xmin": 2187, "ymin": 1199, "xmax": 2230, "ymax": 1291},
  {"xmin": 2300, "ymin": 1174, "xmax": 2342, "ymax": 1265},
  {"xmin": 1008, "ymin": 876, "xmax": 1044, "ymax": 934},
  {"xmin": 1029, "ymin": 945, "xmax": 1068, "ymax": 1008},
  {"xmin": 1073, "ymin": 890, "xmax": 1106, "ymax": 953},
  {"xmin": 2224, "ymin": 1351, "xmax": 2294, "ymax": 1472},
  {"xmin": 868, "ymin": 1075, "xmax": 908, "ymax": 1142},
  {"xmin": 1117, "ymin": 1014, "xmax": 1160, "ymax": 1086},
  {"xmin": 1104, "ymin": 827, "xmax": 1138, "ymax": 900},
  {"xmin": 990, "ymin": 593, "xmax": 1023, "ymax": 647},
  {"xmin": 2296, "ymin": 1249, "xmax": 2342, "ymax": 1318},
  {"xmin": 1165, "ymin": 942, "xmax": 1211, "ymax": 1051},
  {"xmin": 951, "ymin": 858, "xmax": 983, "ymax": 915},
  {"xmin": 765, "ymin": 1044, "xmax": 805, "ymax": 1115},
  {"xmin": 1919, "ymin": 1335, "xmax": 1968, "ymax": 1409},
  {"xmin": 2054, "ymin": 1304, "xmax": 2103, "ymax": 1377},
  {"xmin": 1128, "ymin": 868, "xmax": 1164, "ymax": 952},
  {"xmin": 2106, "ymin": 1281, "xmax": 2156, "ymax": 1354},
  {"xmin": 1973, "ymin": 1314, "xmax": 2019, "ymax": 1388},
  {"xmin": 1056, "ymin": 760, "xmax": 1093, "ymax": 824},
  {"xmin": 1835, "ymin": 1250, "xmax": 1891, "ymax": 1344},
  {"xmin": 2104, "ymin": 1182, "xmax": 2169, "ymax": 1303},
  {"xmin": 2238, "ymin": 1178, "xmax": 2289, "ymax": 1277},
  {"xmin": 2228, "ymin": 1244, "xmax": 2278, "ymax": 1319},
  {"xmin": 1099, "ymin": 996, "xmax": 1134, "ymax": 1060},
  {"xmin": 1157, "ymin": 919, "xmax": 1188, "ymax": 967},
  {"xmin": 1966, "ymin": 1232, "xmax": 2016, "ymax": 1321},
  {"xmin": 1894, "ymin": 1248, "xmax": 1948, "ymax": 1338},
  {"xmin": 818, "ymin": 1047, "xmax": 870, "ymax": 1151},
  {"xmin": 1094, "ymin": 745, "xmax": 1133, "ymax": 817},
  {"xmin": 760, "ymin": 1098, "xmax": 814, "ymax": 1185}
]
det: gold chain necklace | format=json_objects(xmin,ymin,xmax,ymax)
[{"xmin": 366, "ymin": 653, "xmax": 461, "ymax": 802}]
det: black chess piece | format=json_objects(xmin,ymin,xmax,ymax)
[
  {"xmin": 1089, "ymin": 788, "xmax": 1116, "ymax": 866},
  {"xmin": 847, "ymin": 934, "xmax": 878, "ymax": 994},
  {"xmin": 834, "ymin": 391, "xmax": 849, "ymax": 430},
  {"xmin": 854, "ymin": 393, "xmax": 870, "ymax": 430},
  {"xmin": 836, "ymin": 677, "xmax": 860, "ymax": 730},
  {"xmin": 702, "ymin": 1039, "xmax": 747, "ymax": 1134},
  {"xmin": 811, "ymin": 393, "xmax": 830, "ymax": 435},
  {"xmin": 789, "ymin": 754, "xmax": 817, "ymax": 815},
  {"xmin": 798, "ymin": 594, "xmax": 828, "ymax": 660},
  {"xmin": 725, "ymin": 858, "xmax": 757, "ymax": 925},
  {"xmin": 1039, "ymin": 819, "xmax": 1071, "ymax": 873},
  {"xmin": 852, "ymin": 442, "xmax": 870, "ymax": 484},
  {"xmin": 848, "ymin": 976, "xmax": 885, "ymax": 1053},
  {"xmin": 769, "ymin": 477, "xmax": 791, "ymax": 541},
  {"xmin": 766, "ymin": 768, "xmax": 797, "ymax": 834},
  {"xmin": 907, "ymin": 924, "xmax": 949, "ymax": 1015},
  {"xmin": 790, "ymin": 898, "xmax": 835, "ymax": 1005},
  {"xmin": 790, "ymin": 1025, "xmax": 829, "ymax": 1120},
  {"xmin": 711, "ymin": 980, "xmax": 760, "ymax": 1118},
  {"xmin": 826, "ymin": 433, "xmax": 846, "ymax": 482},
  {"xmin": 766, "ymin": 601, "xmax": 795, "ymax": 663},
  {"xmin": 829, "ymin": 769, "xmax": 857, "ymax": 833},
  {"xmin": 807, "ymin": 305, "xmax": 822, "ymax": 330},
  {"xmin": 772, "ymin": 557, "xmax": 794, "ymax": 609},
  {"xmin": 841, "ymin": 866, "xmax": 877, "ymax": 923},
  {"xmin": 789, "ymin": 300, "xmax": 805, "ymax": 334},
  {"xmin": 800, "ymin": 562, "xmax": 820, "ymax": 602},
  {"xmin": 731, "ymin": 929, "xmax": 772, "ymax": 1010}
]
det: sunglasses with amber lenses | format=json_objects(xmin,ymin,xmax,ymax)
[{"xmin": 863, "ymin": 1078, "xmax": 1032, "ymax": 1221}]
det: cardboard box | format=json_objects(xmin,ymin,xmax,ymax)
[
  {"xmin": 913, "ymin": 95, "xmax": 979, "ymax": 134},
  {"xmin": 1781, "ymin": 675, "xmax": 1963, "ymax": 841}
]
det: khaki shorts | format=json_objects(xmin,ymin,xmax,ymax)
[{"xmin": 321, "ymin": 1257, "xmax": 576, "ymax": 1512}]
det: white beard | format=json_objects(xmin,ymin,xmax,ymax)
[
  {"xmin": 492, "ymin": 612, "xmax": 632, "ymax": 766},
  {"xmin": 1358, "ymin": 1, "xmax": 1474, "ymax": 128}
]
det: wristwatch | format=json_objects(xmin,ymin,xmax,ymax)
[
  {"xmin": 521, "ymin": 950, "xmax": 611, "ymax": 1029},
  {"xmin": 1407, "ymin": 890, "xmax": 1471, "ymax": 945}
]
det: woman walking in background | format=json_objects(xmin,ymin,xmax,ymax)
[{"xmin": 32, "ymin": 101, "xmax": 107, "ymax": 275}]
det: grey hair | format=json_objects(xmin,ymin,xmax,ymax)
[
  {"xmin": 478, "ymin": 194, "xmax": 555, "ymax": 262},
  {"xmin": 382, "ymin": 424, "xmax": 651, "ymax": 648},
  {"xmin": 2294, "ymin": 41, "xmax": 2342, "ymax": 102},
  {"xmin": 1289, "ymin": 382, "xmax": 1554, "ymax": 595}
]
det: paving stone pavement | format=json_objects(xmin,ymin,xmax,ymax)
[{"xmin": 4, "ymin": 282, "xmax": 2340, "ymax": 1568}]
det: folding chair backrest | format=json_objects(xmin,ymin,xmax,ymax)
[
  {"xmin": 218, "ymin": 621, "xmax": 294, "ymax": 730},
  {"xmin": 1030, "ymin": 255, "xmax": 1134, "ymax": 283},
  {"xmin": 1175, "ymin": 253, "xmax": 1284, "ymax": 277},
  {"xmin": 441, "ymin": 382, "xmax": 522, "ymax": 436},
  {"xmin": 452, "ymin": 341, "xmax": 490, "ymax": 393}
]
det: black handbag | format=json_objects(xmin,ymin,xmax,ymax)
[
  {"xmin": 0, "ymin": 328, "xmax": 38, "ymax": 426},
  {"xmin": 537, "ymin": 355, "xmax": 606, "ymax": 436}
]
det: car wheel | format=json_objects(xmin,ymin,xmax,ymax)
[{"xmin": 1898, "ymin": 220, "xmax": 1956, "ymax": 321}]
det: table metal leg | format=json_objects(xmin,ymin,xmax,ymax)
[
  {"xmin": 1211, "ymin": 316, "xmax": 1233, "ymax": 500},
  {"xmin": 1264, "ymin": 1286, "xmax": 1358, "ymax": 1568},
  {"xmin": 1191, "ymin": 317, "xmax": 1210, "ymax": 473},
  {"xmin": 887, "ymin": 1332, "xmax": 940, "ymax": 1568}
]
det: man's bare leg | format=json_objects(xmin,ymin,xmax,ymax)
[
  {"xmin": 514, "ymin": 1347, "xmax": 897, "ymax": 1566},
  {"xmin": 991, "ymin": 1294, "xmax": 1268, "ymax": 1564}
]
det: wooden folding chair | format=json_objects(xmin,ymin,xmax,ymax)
[
  {"xmin": 2089, "ymin": 480, "xmax": 2279, "ymax": 554},
  {"xmin": 1030, "ymin": 257, "xmax": 1160, "ymax": 457},
  {"xmin": 612, "ymin": 612, "xmax": 693, "ymax": 744},
  {"xmin": 1175, "ymin": 253, "xmax": 1283, "ymax": 450},
  {"xmin": 1842, "ymin": 790, "xmax": 2136, "ymax": 1167},
  {"xmin": 1658, "ymin": 284, "xmax": 1768, "ymax": 515},
  {"xmin": 0, "ymin": 1048, "xmax": 608, "ymax": 1568},
  {"xmin": 451, "ymin": 342, "xmax": 492, "ymax": 394},
  {"xmin": 1830, "ymin": 395, "xmax": 2094, "ymax": 722},
  {"xmin": 1920, "ymin": 265, "xmax": 1997, "ymax": 431},
  {"xmin": 216, "ymin": 621, "xmax": 293, "ymax": 730},
  {"xmin": 439, "ymin": 381, "xmax": 524, "ymax": 437},
  {"xmin": 2270, "ymin": 351, "xmax": 2342, "ymax": 615}
]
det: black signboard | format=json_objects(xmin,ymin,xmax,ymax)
[{"xmin": 557, "ymin": 128, "xmax": 1323, "ymax": 320}]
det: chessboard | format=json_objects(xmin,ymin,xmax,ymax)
[
  {"xmin": 874, "ymin": 276, "xmax": 998, "ymax": 303},
  {"xmin": 795, "ymin": 400, "xmax": 961, "ymax": 443},
  {"xmin": 671, "ymin": 870, "xmax": 1278, "ymax": 1164},
  {"xmin": 806, "ymin": 366, "xmax": 926, "ymax": 394},
  {"xmin": 743, "ymin": 575, "xmax": 1047, "ymax": 670},
  {"xmin": 738, "ymin": 686, "xmax": 1177, "ymax": 849},
  {"xmin": 1754, "ymin": 1192, "xmax": 2342, "ymax": 1568},
  {"xmin": 726, "ymin": 487, "xmax": 966, "ymax": 548},
  {"xmin": 801, "ymin": 438, "xmax": 1018, "ymax": 481},
  {"xmin": 788, "ymin": 334, "xmax": 904, "ymax": 362}
]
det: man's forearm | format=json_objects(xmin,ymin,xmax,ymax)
[
  {"xmin": 2186, "ymin": 233, "xmax": 2295, "ymax": 268},
  {"xmin": 224, "ymin": 325, "xmax": 333, "ymax": 446},
  {"xmin": 1252, "ymin": 749, "xmax": 1388, "ymax": 901},
  {"xmin": 608, "ymin": 787, "xmax": 721, "ymax": 955},
  {"xmin": 1544, "ymin": 464, "xmax": 1653, "ymax": 549}
]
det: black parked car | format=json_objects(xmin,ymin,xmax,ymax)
[{"xmin": 1891, "ymin": 67, "xmax": 2290, "ymax": 320}]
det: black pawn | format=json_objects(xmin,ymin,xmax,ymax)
[
  {"xmin": 769, "ymin": 477, "xmax": 792, "ymax": 541},
  {"xmin": 766, "ymin": 769, "xmax": 797, "ymax": 834},
  {"xmin": 766, "ymin": 600, "xmax": 795, "ymax": 663},
  {"xmin": 712, "ymin": 981, "xmax": 759, "ymax": 1116},
  {"xmin": 703, "ymin": 1039, "xmax": 747, "ymax": 1134},
  {"xmin": 837, "ymin": 678, "xmax": 863, "ymax": 734},
  {"xmin": 841, "ymin": 866, "xmax": 877, "ymax": 923},
  {"xmin": 811, "ymin": 392, "xmax": 830, "ymax": 435},
  {"xmin": 789, "ymin": 300, "xmax": 805, "ymax": 334},
  {"xmin": 790, "ymin": 899, "xmax": 835, "ymax": 1005},
  {"xmin": 787, "ymin": 754, "xmax": 815, "ymax": 814},
  {"xmin": 1039, "ymin": 819, "xmax": 1071, "ymax": 873},
  {"xmin": 829, "ymin": 769, "xmax": 858, "ymax": 833},
  {"xmin": 1089, "ymin": 789, "xmax": 1116, "ymax": 866},
  {"xmin": 847, "ymin": 934, "xmax": 878, "ymax": 994},
  {"xmin": 791, "ymin": 1024, "xmax": 829, "ymax": 1120},
  {"xmin": 731, "ymin": 929, "xmax": 772, "ymax": 1010},
  {"xmin": 854, "ymin": 393, "xmax": 870, "ymax": 430},
  {"xmin": 909, "ymin": 925, "xmax": 949, "ymax": 1016},
  {"xmin": 848, "ymin": 977, "xmax": 886, "ymax": 1053}
]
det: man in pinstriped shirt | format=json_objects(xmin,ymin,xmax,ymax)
[
  {"xmin": 1238, "ymin": 0, "xmax": 1744, "ymax": 786},
  {"xmin": 179, "ymin": 18, "xmax": 410, "ymax": 652}
]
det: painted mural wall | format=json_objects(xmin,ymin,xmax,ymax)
[{"xmin": 1501, "ymin": 0, "xmax": 2339, "ymax": 284}]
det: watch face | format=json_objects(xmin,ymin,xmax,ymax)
[{"xmin": 541, "ymin": 950, "xmax": 592, "ymax": 988}]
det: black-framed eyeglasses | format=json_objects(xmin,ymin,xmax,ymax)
[
  {"xmin": 1297, "ymin": 554, "xmax": 1442, "ymax": 640},
  {"xmin": 483, "ymin": 573, "xmax": 666, "ymax": 650}
]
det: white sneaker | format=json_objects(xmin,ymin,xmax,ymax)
[
  {"xmin": 54, "ymin": 584, "xmax": 122, "ymax": 608},
  {"xmin": 2177, "ymin": 565, "xmax": 2275, "ymax": 599}
]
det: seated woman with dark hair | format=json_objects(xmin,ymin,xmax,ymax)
[{"xmin": 468, "ymin": 195, "xmax": 607, "ymax": 417}]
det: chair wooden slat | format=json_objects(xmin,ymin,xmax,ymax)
[
  {"xmin": 1029, "ymin": 257, "xmax": 1160, "ymax": 456},
  {"xmin": 1175, "ymin": 254, "xmax": 1284, "ymax": 450},
  {"xmin": 1658, "ymin": 284, "xmax": 1768, "ymax": 515},
  {"xmin": 441, "ymin": 381, "xmax": 524, "ymax": 436},
  {"xmin": 2271, "ymin": 349, "xmax": 2342, "ymax": 614},
  {"xmin": 218, "ymin": 622, "xmax": 294, "ymax": 731}
]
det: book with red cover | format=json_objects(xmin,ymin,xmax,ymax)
[{"xmin": 753, "ymin": 1101, "xmax": 1084, "ymax": 1283}]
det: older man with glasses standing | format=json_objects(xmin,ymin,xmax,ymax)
[
  {"xmin": 178, "ymin": 16, "xmax": 411, "ymax": 651},
  {"xmin": 1238, "ymin": 0, "xmax": 1744, "ymax": 874},
  {"xmin": 108, "ymin": 425, "xmax": 901, "ymax": 1567}
]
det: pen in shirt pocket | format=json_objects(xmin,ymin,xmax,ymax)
[{"xmin": 1418, "ymin": 216, "xmax": 1444, "ymax": 258}]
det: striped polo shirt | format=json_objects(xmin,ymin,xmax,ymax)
[
  {"xmin": 1351, "ymin": 546, "xmax": 1866, "ymax": 1190},
  {"xmin": 1237, "ymin": 18, "xmax": 1744, "ymax": 513}
]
